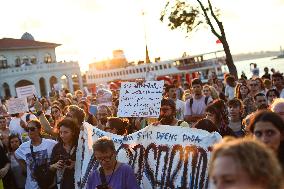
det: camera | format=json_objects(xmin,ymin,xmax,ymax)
[
  {"xmin": 96, "ymin": 184, "xmax": 109, "ymax": 189},
  {"xmin": 59, "ymin": 155, "xmax": 71, "ymax": 166}
]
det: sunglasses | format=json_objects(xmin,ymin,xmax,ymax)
[
  {"xmin": 95, "ymin": 153, "xmax": 114, "ymax": 162},
  {"xmin": 27, "ymin": 127, "xmax": 37, "ymax": 132}
]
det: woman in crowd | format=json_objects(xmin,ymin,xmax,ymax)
[
  {"xmin": 50, "ymin": 118, "xmax": 78, "ymax": 189},
  {"xmin": 40, "ymin": 98, "xmax": 51, "ymax": 116},
  {"xmin": 271, "ymin": 98, "xmax": 284, "ymax": 121},
  {"xmin": 192, "ymin": 119, "xmax": 218, "ymax": 133},
  {"xmin": 236, "ymin": 84, "xmax": 256, "ymax": 116},
  {"xmin": 255, "ymin": 77, "xmax": 265, "ymax": 94},
  {"xmin": 209, "ymin": 138, "xmax": 283, "ymax": 189},
  {"xmin": 86, "ymin": 137, "xmax": 140, "ymax": 189},
  {"xmin": 104, "ymin": 117, "xmax": 128, "ymax": 135},
  {"xmin": 50, "ymin": 105, "xmax": 64, "ymax": 133},
  {"xmin": 248, "ymin": 110, "xmax": 284, "ymax": 170},
  {"xmin": 78, "ymin": 100, "xmax": 97, "ymax": 126},
  {"xmin": 266, "ymin": 89, "xmax": 279, "ymax": 105},
  {"xmin": 205, "ymin": 100, "xmax": 235, "ymax": 137},
  {"xmin": 224, "ymin": 75, "xmax": 236, "ymax": 100},
  {"xmin": 203, "ymin": 85, "xmax": 219, "ymax": 100},
  {"xmin": 7, "ymin": 134, "xmax": 25, "ymax": 189}
]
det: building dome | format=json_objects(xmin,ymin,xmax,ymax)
[{"xmin": 21, "ymin": 32, "xmax": 35, "ymax": 40}]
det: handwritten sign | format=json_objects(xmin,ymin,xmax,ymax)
[
  {"xmin": 7, "ymin": 97, "xmax": 29, "ymax": 114},
  {"xmin": 16, "ymin": 85, "xmax": 37, "ymax": 98},
  {"xmin": 75, "ymin": 122, "xmax": 222, "ymax": 189},
  {"xmin": 118, "ymin": 81, "xmax": 164, "ymax": 117}
]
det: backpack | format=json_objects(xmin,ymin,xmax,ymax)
[{"xmin": 189, "ymin": 96, "xmax": 210, "ymax": 109}]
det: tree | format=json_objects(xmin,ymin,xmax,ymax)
[{"xmin": 160, "ymin": 0, "xmax": 238, "ymax": 78}]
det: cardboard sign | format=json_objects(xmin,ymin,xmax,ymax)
[
  {"xmin": 75, "ymin": 122, "xmax": 222, "ymax": 189},
  {"xmin": 7, "ymin": 97, "xmax": 29, "ymax": 114},
  {"xmin": 118, "ymin": 81, "xmax": 164, "ymax": 117},
  {"xmin": 16, "ymin": 85, "xmax": 37, "ymax": 98}
]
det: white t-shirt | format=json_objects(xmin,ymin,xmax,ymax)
[
  {"xmin": 9, "ymin": 113, "xmax": 37, "ymax": 141},
  {"xmin": 175, "ymin": 99, "xmax": 185, "ymax": 120},
  {"xmin": 185, "ymin": 95, "xmax": 212, "ymax": 116},
  {"xmin": 15, "ymin": 138, "xmax": 57, "ymax": 189},
  {"xmin": 225, "ymin": 85, "xmax": 235, "ymax": 100}
]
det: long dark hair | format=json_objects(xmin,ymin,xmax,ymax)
[
  {"xmin": 58, "ymin": 117, "xmax": 79, "ymax": 146},
  {"xmin": 248, "ymin": 110, "xmax": 284, "ymax": 169},
  {"xmin": 8, "ymin": 134, "xmax": 22, "ymax": 152}
]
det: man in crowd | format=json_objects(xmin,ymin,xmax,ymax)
[
  {"xmin": 272, "ymin": 72, "xmax": 284, "ymax": 98},
  {"xmin": 157, "ymin": 98, "xmax": 188, "ymax": 127},
  {"xmin": 184, "ymin": 79, "xmax": 212, "ymax": 124},
  {"xmin": 96, "ymin": 105, "xmax": 112, "ymax": 130},
  {"xmin": 173, "ymin": 79, "xmax": 184, "ymax": 100},
  {"xmin": 0, "ymin": 116, "xmax": 9, "ymax": 148},
  {"xmin": 165, "ymin": 84, "xmax": 185, "ymax": 120},
  {"xmin": 227, "ymin": 99, "xmax": 245, "ymax": 137}
]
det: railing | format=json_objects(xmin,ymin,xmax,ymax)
[{"xmin": 0, "ymin": 61, "xmax": 80, "ymax": 75}]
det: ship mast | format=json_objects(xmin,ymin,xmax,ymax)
[{"xmin": 142, "ymin": 10, "xmax": 150, "ymax": 63}]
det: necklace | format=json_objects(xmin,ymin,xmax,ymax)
[{"xmin": 106, "ymin": 160, "xmax": 118, "ymax": 185}]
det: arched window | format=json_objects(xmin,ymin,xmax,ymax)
[
  {"xmin": 15, "ymin": 56, "xmax": 21, "ymax": 67},
  {"xmin": 30, "ymin": 55, "xmax": 37, "ymax": 64},
  {"xmin": 44, "ymin": 53, "xmax": 52, "ymax": 63},
  {"xmin": 0, "ymin": 55, "xmax": 8, "ymax": 68}
]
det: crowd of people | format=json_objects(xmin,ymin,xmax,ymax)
[{"xmin": 0, "ymin": 66, "xmax": 284, "ymax": 189}]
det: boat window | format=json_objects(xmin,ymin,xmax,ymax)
[
  {"xmin": 133, "ymin": 69, "xmax": 136, "ymax": 73},
  {"xmin": 143, "ymin": 67, "xmax": 146, "ymax": 72},
  {"xmin": 168, "ymin": 64, "xmax": 172, "ymax": 68},
  {"xmin": 155, "ymin": 66, "xmax": 158, "ymax": 70},
  {"xmin": 159, "ymin": 65, "xmax": 163, "ymax": 69},
  {"xmin": 120, "ymin": 71, "xmax": 123, "ymax": 75},
  {"xmin": 140, "ymin": 68, "xmax": 143, "ymax": 72},
  {"xmin": 163, "ymin": 64, "xmax": 167, "ymax": 69},
  {"xmin": 126, "ymin": 70, "xmax": 129, "ymax": 74},
  {"xmin": 136, "ymin": 68, "xmax": 139, "ymax": 73},
  {"xmin": 129, "ymin": 70, "xmax": 132, "ymax": 74},
  {"xmin": 151, "ymin": 67, "xmax": 154, "ymax": 71}
]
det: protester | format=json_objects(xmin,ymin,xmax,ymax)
[
  {"xmin": 78, "ymin": 100, "xmax": 97, "ymax": 126},
  {"xmin": 192, "ymin": 119, "xmax": 218, "ymax": 133},
  {"xmin": 227, "ymin": 99, "xmax": 245, "ymax": 137},
  {"xmin": 173, "ymin": 79, "xmax": 184, "ymax": 100},
  {"xmin": 86, "ymin": 137, "xmax": 140, "ymax": 189},
  {"xmin": 15, "ymin": 120, "xmax": 57, "ymax": 189},
  {"xmin": 0, "ymin": 116, "xmax": 9, "ymax": 148},
  {"xmin": 8, "ymin": 134, "xmax": 26, "ymax": 189},
  {"xmin": 156, "ymin": 98, "xmax": 189, "ymax": 127},
  {"xmin": 248, "ymin": 110, "xmax": 284, "ymax": 170},
  {"xmin": 203, "ymin": 84, "xmax": 218, "ymax": 100},
  {"xmin": 272, "ymin": 72, "xmax": 284, "ymax": 98},
  {"xmin": 50, "ymin": 118, "xmax": 78, "ymax": 189},
  {"xmin": 261, "ymin": 67, "xmax": 271, "ymax": 79},
  {"xmin": 184, "ymin": 79, "xmax": 212, "ymax": 124},
  {"xmin": 270, "ymin": 98, "xmax": 284, "ymax": 121},
  {"xmin": 96, "ymin": 105, "xmax": 112, "ymax": 130},
  {"xmin": 0, "ymin": 139, "xmax": 15, "ymax": 189},
  {"xmin": 266, "ymin": 88, "xmax": 279, "ymax": 105},
  {"xmin": 224, "ymin": 75, "xmax": 236, "ymax": 100},
  {"xmin": 165, "ymin": 84, "xmax": 185, "ymax": 120},
  {"xmin": 104, "ymin": 117, "xmax": 128, "ymax": 135},
  {"xmin": 205, "ymin": 100, "xmax": 235, "ymax": 137},
  {"xmin": 209, "ymin": 138, "xmax": 283, "ymax": 189}
]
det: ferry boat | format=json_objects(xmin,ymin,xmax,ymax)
[{"xmin": 86, "ymin": 50, "xmax": 226, "ymax": 89}]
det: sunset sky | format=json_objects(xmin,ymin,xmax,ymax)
[{"xmin": 0, "ymin": 0, "xmax": 284, "ymax": 71}]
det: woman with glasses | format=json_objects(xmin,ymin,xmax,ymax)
[
  {"xmin": 49, "ymin": 118, "xmax": 79, "ymax": 189},
  {"xmin": 15, "ymin": 120, "xmax": 57, "ymax": 189},
  {"xmin": 7, "ymin": 134, "xmax": 25, "ymax": 189},
  {"xmin": 86, "ymin": 137, "xmax": 140, "ymax": 189},
  {"xmin": 248, "ymin": 110, "xmax": 284, "ymax": 171}
]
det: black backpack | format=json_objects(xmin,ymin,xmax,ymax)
[{"xmin": 189, "ymin": 96, "xmax": 210, "ymax": 109}]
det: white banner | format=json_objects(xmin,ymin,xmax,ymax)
[
  {"xmin": 117, "ymin": 81, "xmax": 164, "ymax": 118},
  {"xmin": 75, "ymin": 122, "xmax": 222, "ymax": 189},
  {"xmin": 16, "ymin": 85, "xmax": 37, "ymax": 98},
  {"xmin": 7, "ymin": 97, "xmax": 29, "ymax": 114}
]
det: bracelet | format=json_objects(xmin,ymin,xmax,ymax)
[{"xmin": 36, "ymin": 110, "xmax": 43, "ymax": 117}]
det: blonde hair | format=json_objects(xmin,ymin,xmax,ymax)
[
  {"xmin": 203, "ymin": 84, "xmax": 219, "ymax": 99},
  {"xmin": 271, "ymin": 98, "xmax": 284, "ymax": 113},
  {"xmin": 210, "ymin": 138, "xmax": 283, "ymax": 189}
]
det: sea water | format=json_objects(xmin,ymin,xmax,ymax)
[{"xmin": 222, "ymin": 56, "xmax": 284, "ymax": 78}]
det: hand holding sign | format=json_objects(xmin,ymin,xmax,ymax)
[{"xmin": 7, "ymin": 98, "xmax": 29, "ymax": 114}]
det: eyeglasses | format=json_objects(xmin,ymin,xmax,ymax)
[
  {"xmin": 250, "ymin": 84, "xmax": 258, "ymax": 86},
  {"xmin": 27, "ymin": 127, "xmax": 37, "ymax": 132},
  {"xmin": 95, "ymin": 153, "xmax": 114, "ymax": 162}
]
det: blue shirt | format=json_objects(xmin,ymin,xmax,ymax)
[{"xmin": 86, "ymin": 163, "xmax": 141, "ymax": 189}]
